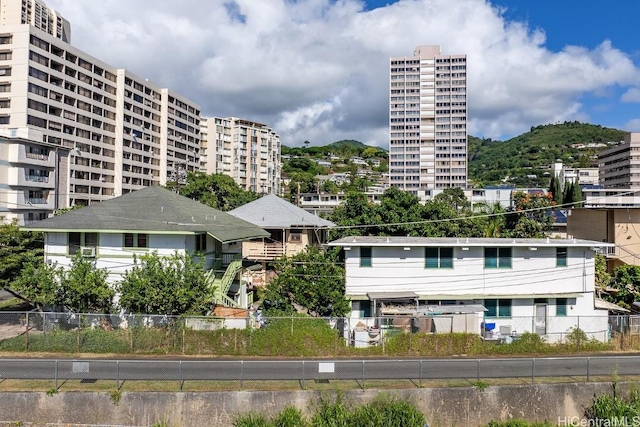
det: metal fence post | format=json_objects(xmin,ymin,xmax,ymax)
[
  {"xmin": 587, "ymin": 357, "xmax": 590, "ymax": 382},
  {"xmin": 179, "ymin": 360, "xmax": 183, "ymax": 391},
  {"xmin": 302, "ymin": 360, "xmax": 305, "ymax": 389},
  {"xmin": 419, "ymin": 360, "xmax": 423, "ymax": 388},
  {"xmin": 116, "ymin": 360, "xmax": 120, "ymax": 390},
  {"xmin": 77, "ymin": 313, "xmax": 81, "ymax": 353},
  {"xmin": 477, "ymin": 359, "xmax": 480, "ymax": 382},
  {"xmin": 362, "ymin": 360, "xmax": 365, "ymax": 390},
  {"xmin": 25, "ymin": 312, "xmax": 29, "ymax": 351},
  {"xmin": 531, "ymin": 358, "xmax": 535, "ymax": 384},
  {"xmin": 55, "ymin": 359, "xmax": 58, "ymax": 390},
  {"xmin": 240, "ymin": 360, "xmax": 244, "ymax": 389}
]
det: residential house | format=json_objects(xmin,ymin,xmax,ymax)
[
  {"xmin": 23, "ymin": 186, "xmax": 270, "ymax": 308},
  {"xmin": 228, "ymin": 194, "xmax": 335, "ymax": 262},
  {"xmin": 329, "ymin": 236, "xmax": 614, "ymax": 342}
]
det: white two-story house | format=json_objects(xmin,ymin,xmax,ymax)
[
  {"xmin": 23, "ymin": 186, "xmax": 270, "ymax": 308},
  {"xmin": 329, "ymin": 236, "xmax": 615, "ymax": 342}
]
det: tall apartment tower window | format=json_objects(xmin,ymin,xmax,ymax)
[{"xmin": 389, "ymin": 45, "xmax": 467, "ymax": 196}]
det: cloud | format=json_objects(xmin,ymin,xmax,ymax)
[
  {"xmin": 626, "ymin": 119, "xmax": 640, "ymax": 132},
  {"xmin": 47, "ymin": 0, "xmax": 640, "ymax": 146},
  {"xmin": 622, "ymin": 87, "xmax": 640, "ymax": 103}
]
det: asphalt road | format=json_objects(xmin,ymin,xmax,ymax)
[{"xmin": 0, "ymin": 355, "xmax": 636, "ymax": 382}]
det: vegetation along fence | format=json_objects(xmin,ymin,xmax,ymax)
[{"xmin": 0, "ymin": 312, "xmax": 636, "ymax": 355}]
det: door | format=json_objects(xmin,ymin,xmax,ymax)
[{"xmin": 534, "ymin": 304, "xmax": 547, "ymax": 335}]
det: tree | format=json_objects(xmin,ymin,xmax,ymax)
[
  {"xmin": 118, "ymin": 252, "xmax": 210, "ymax": 315},
  {"xmin": 11, "ymin": 260, "xmax": 61, "ymax": 310},
  {"xmin": 0, "ymin": 220, "xmax": 44, "ymax": 290},
  {"xmin": 328, "ymin": 191, "xmax": 378, "ymax": 240},
  {"xmin": 262, "ymin": 247, "xmax": 349, "ymax": 317},
  {"xmin": 59, "ymin": 253, "xmax": 114, "ymax": 313},
  {"xmin": 548, "ymin": 175, "xmax": 563, "ymax": 205},
  {"xmin": 594, "ymin": 253, "xmax": 611, "ymax": 293},
  {"xmin": 433, "ymin": 188, "xmax": 470, "ymax": 211},
  {"xmin": 503, "ymin": 191, "xmax": 555, "ymax": 238},
  {"xmin": 605, "ymin": 264, "xmax": 640, "ymax": 309},
  {"xmin": 176, "ymin": 172, "xmax": 259, "ymax": 211},
  {"xmin": 472, "ymin": 202, "xmax": 505, "ymax": 238},
  {"xmin": 286, "ymin": 172, "xmax": 317, "ymax": 204}
]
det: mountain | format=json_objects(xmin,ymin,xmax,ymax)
[
  {"xmin": 283, "ymin": 121, "xmax": 628, "ymax": 188},
  {"xmin": 468, "ymin": 121, "xmax": 627, "ymax": 187}
]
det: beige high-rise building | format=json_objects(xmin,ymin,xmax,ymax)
[
  {"xmin": 200, "ymin": 117, "xmax": 281, "ymax": 195},
  {"xmin": 389, "ymin": 45, "xmax": 467, "ymax": 195},
  {"xmin": 0, "ymin": 0, "xmax": 201, "ymax": 224},
  {"xmin": 598, "ymin": 132, "xmax": 640, "ymax": 189},
  {"xmin": 0, "ymin": 0, "xmax": 70, "ymax": 42}
]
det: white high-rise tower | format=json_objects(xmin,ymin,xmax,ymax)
[{"xmin": 389, "ymin": 45, "xmax": 467, "ymax": 196}]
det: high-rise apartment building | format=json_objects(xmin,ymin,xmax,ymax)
[
  {"xmin": 0, "ymin": 0, "xmax": 201, "ymax": 224},
  {"xmin": 389, "ymin": 45, "xmax": 467, "ymax": 195},
  {"xmin": 0, "ymin": 0, "xmax": 70, "ymax": 42},
  {"xmin": 598, "ymin": 133, "xmax": 640, "ymax": 189},
  {"xmin": 200, "ymin": 117, "xmax": 281, "ymax": 195}
]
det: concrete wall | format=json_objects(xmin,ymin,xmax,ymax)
[{"xmin": 0, "ymin": 382, "xmax": 630, "ymax": 427}]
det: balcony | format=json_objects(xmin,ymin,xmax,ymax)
[
  {"xmin": 7, "ymin": 145, "xmax": 54, "ymax": 167},
  {"xmin": 243, "ymin": 241, "xmax": 285, "ymax": 260}
]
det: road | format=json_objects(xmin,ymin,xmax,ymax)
[{"xmin": 0, "ymin": 355, "xmax": 637, "ymax": 383}]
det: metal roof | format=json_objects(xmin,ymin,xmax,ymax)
[
  {"xmin": 22, "ymin": 186, "xmax": 269, "ymax": 243},
  {"xmin": 595, "ymin": 297, "xmax": 630, "ymax": 313},
  {"xmin": 329, "ymin": 236, "xmax": 613, "ymax": 248},
  {"xmin": 229, "ymin": 194, "xmax": 335, "ymax": 229}
]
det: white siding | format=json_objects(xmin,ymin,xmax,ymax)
[{"xmin": 344, "ymin": 246, "xmax": 593, "ymax": 297}]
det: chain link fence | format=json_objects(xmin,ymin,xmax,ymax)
[{"xmin": 0, "ymin": 311, "xmax": 635, "ymax": 354}]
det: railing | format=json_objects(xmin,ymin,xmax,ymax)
[
  {"xmin": 25, "ymin": 152, "xmax": 49, "ymax": 161},
  {"xmin": 25, "ymin": 175, "xmax": 49, "ymax": 183},
  {"xmin": 244, "ymin": 242, "xmax": 285, "ymax": 259},
  {"xmin": 25, "ymin": 197, "xmax": 47, "ymax": 205},
  {"xmin": 0, "ymin": 356, "xmax": 636, "ymax": 390}
]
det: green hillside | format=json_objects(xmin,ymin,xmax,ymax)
[
  {"xmin": 468, "ymin": 121, "xmax": 627, "ymax": 187},
  {"xmin": 283, "ymin": 121, "xmax": 628, "ymax": 189}
]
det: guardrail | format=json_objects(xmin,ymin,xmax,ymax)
[{"xmin": 0, "ymin": 356, "xmax": 635, "ymax": 390}]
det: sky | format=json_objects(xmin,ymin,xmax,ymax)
[{"xmin": 45, "ymin": 0, "xmax": 640, "ymax": 148}]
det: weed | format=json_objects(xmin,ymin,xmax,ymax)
[
  {"xmin": 45, "ymin": 388, "xmax": 57, "ymax": 396},
  {"xmin": 472, "ymin": 380, "xmax": 488, "ymax": 391},
  {"xmin": 108, "ymin": 388, "xmax": 122, "ymax": 405}
]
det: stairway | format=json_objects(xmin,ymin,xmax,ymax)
[{"xmin": 207, "ymin": 259, "xmax": 243, "ymax": 308}]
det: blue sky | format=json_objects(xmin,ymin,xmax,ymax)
[{"xmin": 48, "ymin": 0, "xmax": 640, "ymax": 146}]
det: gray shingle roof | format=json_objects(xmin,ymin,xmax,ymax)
[
  {"xmin": 229, "ymin": 194, "xmax": 335, "ymax": 228},
  {"xmin": 23, "ymin": 186, "xmax": 269, "ymax": 243}
]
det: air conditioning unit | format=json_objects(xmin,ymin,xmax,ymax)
[{"xmin": 80, "ymin": 246, "xmax": 96, "ymax": 257}]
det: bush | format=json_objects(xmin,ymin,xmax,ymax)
[{"xmin": 234, "ymin": 394, "xmax": 425, "ymax": 427}]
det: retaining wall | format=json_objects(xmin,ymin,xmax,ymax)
[{"xmin": 0, "ymin": 382, "xmax": 628, "ymax": 426}]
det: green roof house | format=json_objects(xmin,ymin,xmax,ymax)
[{"xmin": 23, "ymin": 186, "xmax": 270, "ymax": 308}]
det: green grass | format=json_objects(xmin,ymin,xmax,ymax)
[{"xmin": 0, "ymin": 320, "xmax": 626, "ymax": 359}]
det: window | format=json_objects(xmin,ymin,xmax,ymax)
[
  {"xmin": 484, "ymin": 247, "xmax": 512, "ymax": 268},
  {"xmin": 67, "ymin": 232, "xmax": 98, "ymax": 255},
  {"xmin": 124, "ymin": 233, "xmax": 149, "ymax": 248},
  {"xmin": 195, "ymin": 234, "xmax": 207, "ymax": 252},
  {"xmin": 556, "ymin": 298, "xmax": 568, "ymax": 317},
  {"xmin": 484, "ymin": 299, "xmax": 512, "ymax": 318},
  {"xmin": 360, "ymin": 247, "xmax": 372, "ymax": 267},
  {"xmin": 289, "ymin": 229, "xmax": 302, "ymax": 242},
  {"xmin": 425, "ymin": 247, "xmax": 453, "ymax": 268},
  {"xmin": 556, "ymin": 247, "xmax": 567, "ymax": 267},
  {"xmin": 352, "ymin": 300, "xmax": 372, "ymax": 317}
]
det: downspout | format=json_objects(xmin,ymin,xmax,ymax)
[{"xmin": 54, "ymin": 146, "xmax": 59, "ymax": 211}]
